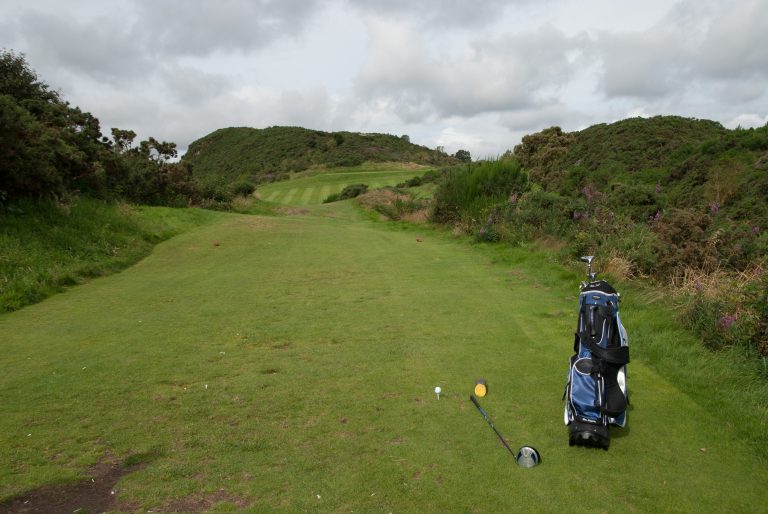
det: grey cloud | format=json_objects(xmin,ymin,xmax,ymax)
[
  {"xmin": 160, "ymin": 65, "xmax": 232, "ymax": 104},
  {"xmin": 356, "ymin": 22, "xmax": 582, "ymax": 121},
  {"xmin": 498, "ymin": 103, "xmax": 583, "ymax": 132},
  {"xmin": 8, "ymin": 11, "xmax": 152, "ymax": 84},
  {"xmin": 598, "ymin": 33, "xmax": 687, "ymax": 99},
  {"xmin": 134, "ymin": 0, "xmax": 323, "ymax": 57},
  {"xmin": 346, "ymin": 0, "xmax": 526, "ymax": 28},
  {"xmin": 596, "ymin": 0, "xmax": 768, "ymax": 101},
  {"xmin": 279, "ymin": 88, "xmax": 332, "ymax": 128},
  {"xmin": 695, "ymin": 0, "xmax": 768, "ymax": 80}
]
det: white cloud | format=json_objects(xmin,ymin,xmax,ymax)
[{"xmin": 724, "ymin": 113, "xmax": 768, "ymax": 129}]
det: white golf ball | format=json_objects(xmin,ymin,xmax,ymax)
[{"xmin": 434, "ymin": 386, "xmax": 441, "ymax": 394}]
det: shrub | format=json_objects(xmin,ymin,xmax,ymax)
[
  {"xmin": 652, "ymin": 208, "xmax": 718, "ymax": 275},
  {"xmin": 231, "ymin": 180, "xmax": 256, "ymax": 197},
  {"xmin": 323, "ymin": 183, "xmax": 368, "ymax": 203},
  {"xmin": 431, "ymin": 159, "xmax": 528, "ymax": 224}
]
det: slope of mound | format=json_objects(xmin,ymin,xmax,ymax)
[
  {"xmin": 182, "ymin": 126, "xmax": 454, "ymax": 184},
  {"xmin": 514, "ymin": 115, "xmax": 768, "ymax": 226}
]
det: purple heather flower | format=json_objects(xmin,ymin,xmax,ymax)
[
  {"xmin": 709, "ymin": 201, "xmax": 720, "ymax": 215},
  {"xmin": 573, "ymin": 211, "xmax": 581, "ymax": 221},
  {"xmin": 753, "ymin": 226, "xmax": 760, "ymax": 236},
  {"xmin": 695, "ymin": 280, "xmax": 702, "ymax": 292},
  {"xmin": 720, "ymin": 314, "xmax": 737, "ymax": 328},
  {"xmin": 651, "ymin": 210, "xmax": 662, "ymax": 222}
]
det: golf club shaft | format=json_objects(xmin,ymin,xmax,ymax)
[{"xmin": 470, "ymin": 395, "xmax": 516, "ymax": 457}]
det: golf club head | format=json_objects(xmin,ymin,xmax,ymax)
[{"xmin": 515, "ymin": 446, "xmax": 541, "ymax": 468}]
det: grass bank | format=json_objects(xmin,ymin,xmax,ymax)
[{"xmin": 0, "ymin": 198, "xmax": 225, "ymax": 312}]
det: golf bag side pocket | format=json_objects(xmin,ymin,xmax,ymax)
[{"xmin": 567, "ymin": 356, "xmax": 602, "ymax": 422}]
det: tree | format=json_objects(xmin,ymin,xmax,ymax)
[
  {"xmin": 0, "ymin": 50, "xmax": 59, "ymax": 104},
  {"xmin": 111, "ymin": 128, "xmax": 137, "ymax": 154},
  {"xmin": 0, "ymin": 95, "xmax": 61, "ymax": 198},
  {"xmin": 454, "ymin": 149, "xmax": 471, "ymax": 162}
]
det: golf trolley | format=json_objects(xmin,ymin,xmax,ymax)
[{"xmin": 563, "ymin": 256, "xmax": 630, "ymax": 449}]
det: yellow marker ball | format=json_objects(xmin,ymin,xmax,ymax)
[{"xmin": 474, "ymin": 379, "xmax": 488, "ymax": 397}]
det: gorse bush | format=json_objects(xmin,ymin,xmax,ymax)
[
  {"xmin": 231, "ymin": 180, "xmax": 257, "ymax": 197},
  {"xmin": 430, "ymin": 159, "xmax": 528, "ymax": 224},
  {"xmin": 323, "ymin": 183, "xmax": 369, "ymax": 203}
]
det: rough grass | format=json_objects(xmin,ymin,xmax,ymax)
[
  {"xmin": 1, "ymin": 203, "xmax": 766, "ymax": 512},
  {"xmin": 0, "ymin": 198, "xmax": 224, "ymax": 313}
]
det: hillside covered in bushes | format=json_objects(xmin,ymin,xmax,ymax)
[
  {"xmin": 424, "ymin": 116, "xmax": 767, "ymax": 359},
  {"xmin": 182, "ymin": 126, "xmax": 456, "ymax": 185}
]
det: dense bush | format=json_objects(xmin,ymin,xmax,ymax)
[
  {"xmin": 323, "ymin": 183, "xmax": 369, "ymax": 203},
  {"xmin": 231, "ymin": 180, "xmax": 257, "ymax": 197},
  {"xmin": 430, "ymin": 159, "xmax": 528, "ymax": 224}
]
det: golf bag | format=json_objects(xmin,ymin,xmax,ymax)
[{"xmin": 564, "ymin": 257, "xmax": 629, "ymax": 449}]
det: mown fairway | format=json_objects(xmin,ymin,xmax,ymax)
[
  {"xmin": 1, "ymin": 200, "xmax": 766, "ymax": 512},
  {"xmin": 257, "ymin": 164, "xmax": 426, "ymax": 205}
]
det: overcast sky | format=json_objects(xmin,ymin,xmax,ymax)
[{"xmin": 2, "ymin": 0, "xmax": 767, "ymax": 157}]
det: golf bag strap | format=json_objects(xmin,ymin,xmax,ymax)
[{"xmin": 581, "ymin": 333, "xmax": 630, "ymax": 365}]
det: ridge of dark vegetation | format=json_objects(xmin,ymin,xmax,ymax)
[
  {"xmin": 423, "ymin": 116, "xmax": 767, "ymax": 362},
  {"xmin": 181, "ymin": 126, "xmax": 457, "ymax": 187}
]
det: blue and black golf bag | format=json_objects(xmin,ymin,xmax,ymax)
[{"xmin": 564, "ymin": 256, "xmax": 629, "ymax": 449}]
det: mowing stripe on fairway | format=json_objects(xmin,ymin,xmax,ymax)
[
  {"xmin": 299, "ymin": 186, "xmax": 315, "ymax": 205},
  {"xmin": 319, "ymin": 185, "xmax": 331, "ymax": 202},
  {"xmin": 281, "ymin": 188, "xmax": 298, "ymax": 204}
]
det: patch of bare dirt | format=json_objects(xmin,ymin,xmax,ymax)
[
  {"xmin": 0, "ymin": 462, "xmax": 142, "ymax": 514},
  {"xmin": 158, "ymin": 489, "xmax": 250, "ymax": 513},
  {"xmin": 0, "ymin": 462, "xmax": 250, "ymax": 514},
  {"xmin": 276, "ymin": 206, "xmax": 310, "ymax": 216},
  {"xmin": 356, "ymin": 189, "xmax": 410, "ymax": 211}
]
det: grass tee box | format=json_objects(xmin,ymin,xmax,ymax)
[
  {"xmin": 1, "ymin": 203, "xmax": 766, "ymax": 512},
  {"xmin": 257, "ymin": 162, "xmax": 428, "ymax": 205}
]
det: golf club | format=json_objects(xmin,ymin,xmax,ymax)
[{"xmin": 469, "ymin": 395, "xmax": 541, "ymax": 468}]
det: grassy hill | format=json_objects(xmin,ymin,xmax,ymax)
[
  {"xmin": 182, "ymin": 126, "xmax": 456, "ymax": 185},
  {"xmin": 514, "ymin": 116, "xmax": 768, "ymax": 226}
]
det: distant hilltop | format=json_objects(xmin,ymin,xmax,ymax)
[{"xmin": 182, "ymin": 126, "xmax": 457, "ymax": 184}]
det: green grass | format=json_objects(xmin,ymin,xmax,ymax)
[
  {"xmin": 257, "ymin": 163, "xmax": 428, "ymax": 205},
  {"xmin": 0, "ymin": 198, "xmax": 225, "ymax": 313},
  {"xmin": 1, "ymin": 200, "xmax": 766, "ymax": 512}
]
